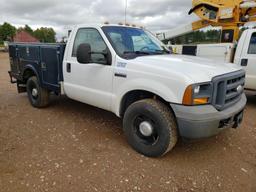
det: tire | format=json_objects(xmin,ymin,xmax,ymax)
[
  {"xmin": 123, "ymin": 99, "xmax": 178, "ymax": 157},
  {"xmin": 26, "ymin": 76, "xmax": 50, "ymax": 108}
]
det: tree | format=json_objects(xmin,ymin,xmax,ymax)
[
  {"xmin": 17, "ymin": 24, "xmax": 35, "ymax": 36},
  {"xmin": 24, "ymin": 24, "xmax": 33, "ymax": 34},
  {"xmin": 33, "ymin": 27, "xmax": 56, "ymax": 43},
  {"xmin": 168, "ymin": 29, "xmax": 222, "ymax": 44},
  {"xmin": 17, "ymin": 24, "xmax": 33, "ymax": 34},
  {"xmin": 0, "ymin": 22, "xmax": 16, "ymax": 41}
]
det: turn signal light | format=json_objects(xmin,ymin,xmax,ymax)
[
  {"xmin": 182, "ymin": 85, "xmax": 193, "ymax": 105},
  {"xmin": 193, "ymin": 98, "xmax": 209, "ymax": 105},
  {"xmin": 183, "ymin": 85, "xmax": 210, "ymax": 105}
]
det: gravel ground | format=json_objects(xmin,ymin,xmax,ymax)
[{"xmin": 0, "ymin": 52, "xmax": 256, "ymax": 192}]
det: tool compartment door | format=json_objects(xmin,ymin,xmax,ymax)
[{"xmin": 40, "ymin": 46, "xmax": 60, "ymax": 92}]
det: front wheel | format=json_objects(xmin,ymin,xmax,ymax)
[
  {"xmin": 123, "ymin": 99, "xmax": 178, "ymax": 157},
  {"xmin": 26, "ymin": 76, "xmax": 50, "ymax": 108}
]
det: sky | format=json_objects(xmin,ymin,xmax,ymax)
[{"xmin": 0, "ymin": 0, "xmax": 197, "ymax": 39}]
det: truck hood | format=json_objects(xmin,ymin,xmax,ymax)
[{"xmin": 133, "ymin": 54, "xmax": 242, "ymax": 83}]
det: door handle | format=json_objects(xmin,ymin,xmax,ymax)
[
  {"xmin": 66, "ymin": 63, "xmax": 71, "ymax": 73},
  {"xmin": 241, "ymin": 59, "xmax": 248, "ymax": 66}
]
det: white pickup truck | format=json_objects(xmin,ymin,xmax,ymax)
[
  {"xmin": 8, "ymin": 24, "xmax": 247, "ymax": 157},
  {"xmin": 168, "ymin": 29, "xmax": 256, "ymax": 91}
]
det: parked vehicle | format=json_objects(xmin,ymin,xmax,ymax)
[{"xmin": 8, "ymin": 24, "xmax": 246, "ymax": 157}]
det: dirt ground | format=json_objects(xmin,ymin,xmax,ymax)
[{"xmin": 0, "ymin": 52, "xmax": 255, "ymax": 192}]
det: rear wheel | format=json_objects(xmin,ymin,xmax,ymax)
[
  {"xmin": 26, "ymin": 76, "xmax": 49, "ymax": 108},
  {"xmin": 123, "ymin": 99, "xmax": 178, "ymax": 157}
]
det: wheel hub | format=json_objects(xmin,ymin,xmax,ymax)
[
  {"xmin": 139, "ymin": 121, "xmax": 154, "ymax": 137},
  {"xmin": 32, "ymin": 88, "xmax": 38, "ymax": 97}
]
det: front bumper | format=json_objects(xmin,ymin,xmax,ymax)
[{"xmin": 171, "ymin": 94, "xmax": 247, "ymax": 139}]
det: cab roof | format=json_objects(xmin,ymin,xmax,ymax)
[{"xmin": 73, "ymin": 23, "xmax": 143, "ymax": 30}]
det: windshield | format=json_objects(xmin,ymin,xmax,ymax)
[{"xmin": 102, "ymin": 26, "xmax": 169, "ymax": 58}]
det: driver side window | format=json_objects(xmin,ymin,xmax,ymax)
[{"xmin": 72, "ymin": 28, "xmax": 107, "ymax": 63}]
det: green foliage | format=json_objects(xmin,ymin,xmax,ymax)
[
  {"xmin": 25, "ymin": 25, "xmax": 33, "ymax": 34},
  {"xmin": 0, "ymin": 22, "xmax": 56, "ymax": 43},
  {"xmin": 17, "ymin": 24, "xmax": 34, "ymax": 35},
  {"xmin": 165, "ymin": 29, "xmax": 222, "ymax": 45},
  {"xmin": 33, "ymin": 27, "xmax": 56, "ymax": 43},
  {"xmin": 0, "ymin": 22, "xmax": 16, "ymax": 41}
]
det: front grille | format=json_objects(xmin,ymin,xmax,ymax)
[{"xmin": 212, "ymin": 70, "xmax": 245, "ymax": 111}]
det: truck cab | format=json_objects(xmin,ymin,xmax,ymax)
[
  {"xmin": 8, "ymin": 24, "xmax": 247, "ymax": 157},
  {"xmin": 234, "ymin": 29, "xmax": 256, "ymax": 91}
]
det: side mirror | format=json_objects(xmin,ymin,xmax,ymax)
[{"xmin": 77, "ymin": 43, "xmax": 91, "ymax": 64}]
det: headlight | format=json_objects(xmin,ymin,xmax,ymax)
[{"xmin": 182, "ymin": 83, "xmax": 213, "ymax": 105}]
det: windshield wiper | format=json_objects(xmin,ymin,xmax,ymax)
[
  {"xmin": 123, "ymin": 50, "xmax": 169, "ymax": 56},
  {"xmin": 123, "ymin": 51, "xmax": 151, "ymax": 55},
  {"xmin": 153, "ymin": 50, "xmax": 165, "ymax": 53},
  {"xmin": 153, "ymin": 49, "xmax": 170, "ymax": 54}
]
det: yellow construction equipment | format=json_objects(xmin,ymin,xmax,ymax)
[
  {"xmin": 189, "ymin": 0, "xmax": 256, "ymax": 42},
  {"xmin": 158, "ymin": 0, "xmax": 256, "ymax": 43}
]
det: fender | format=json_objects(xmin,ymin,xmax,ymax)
[
  {"xmin": 22, "ymin": 64, "xmax": 42, "ymax": 85},
  {"xmin": 112, "ymin": 78, "xmax": 183, "ymax": 117}
]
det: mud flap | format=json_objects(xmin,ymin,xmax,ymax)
[{"xmin": 17, "ymin": 83, "xmax": 27, "ymax": 93}]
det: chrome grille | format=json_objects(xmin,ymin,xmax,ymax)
[{"xmin": 212, "ymin": 70, "xmax": 245, "ymax": 111}]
